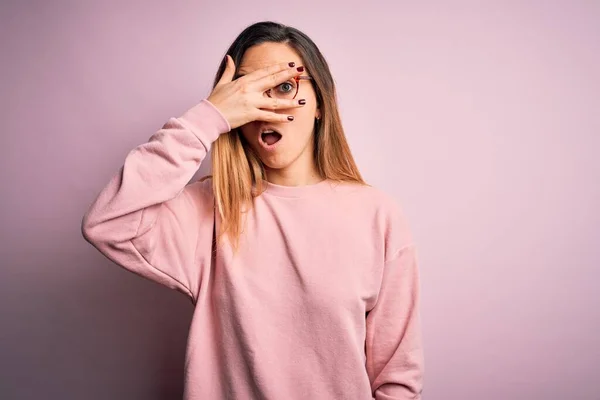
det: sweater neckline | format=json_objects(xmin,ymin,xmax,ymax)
[{"xmin": 262, "ymin": 178, "xmax": 332, "ymax": 198}]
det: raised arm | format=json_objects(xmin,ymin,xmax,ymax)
[{"xmin": 81, "ymin": 99, "xmax": 229, "ymax": 302}]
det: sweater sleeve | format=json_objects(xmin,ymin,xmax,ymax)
[
  {"xmin": 366, "ymin": 244, "xmax": 425, "ymax": 400},
  {"xmin": 81, "ymin": 99, "xmax": 230, "ymax": 303}
]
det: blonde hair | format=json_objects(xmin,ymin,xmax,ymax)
[{"xmin": 202, "ymin": 22, "xmax": 366, "ymax": 249}]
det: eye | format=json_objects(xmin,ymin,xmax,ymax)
[{"xmin": 275, "ymin": 80, "xmax": 295, "ymax": 94}]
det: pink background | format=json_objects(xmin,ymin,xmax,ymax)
[{"xmin": 1, "ymin": 1, "xmax": 598, "ymax": 399}]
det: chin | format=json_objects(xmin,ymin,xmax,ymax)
[{"xmin": 258, "ymin": 153, "xmax": 294, "ymax": 170}]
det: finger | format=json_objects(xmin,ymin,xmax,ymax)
[
  {"xmin": 254, "ymin": 109, "xmax": 295, "ymax": 123},
  {"xmin": 249, "ymin": 66, "xmax": 304, "ymax": 93},
  {"xmin": 255, "ymin": 96, "xmax": 305, "ymax": 111},
  {"xmin": 216, "ymin": 55, "xmax": 235, "ymax": 86},
  {"xmin": 241, "ymin": 61, "xmax": 296, "ymax": 84}
]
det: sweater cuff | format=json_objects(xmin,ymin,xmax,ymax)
[{"xmin": 178, "ymin": 99, "xmax": 231, "ymax": 145}]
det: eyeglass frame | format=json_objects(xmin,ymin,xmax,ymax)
[{"xmin": 266, "ymin": 75, "xmax": 313, "ymax": 100}]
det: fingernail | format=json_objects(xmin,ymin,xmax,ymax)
[
  {"xmin": 296, "ymin": 66, "xmax": 304, "ymax": 72},
  {"xmin": 288, "ymin": 62, "xmax": 295, "ymax": 67},
  {"xmin": 287, "ymin": 115, "xmax": 294, "ymax": 121},
  {"xmin": 298, "ymin": 99, "xmax": 306, "ymax": 105}
]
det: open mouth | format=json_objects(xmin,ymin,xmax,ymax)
[{"xmin": 260, "ymin": 129, "xmax": 283, "ymax": 146}]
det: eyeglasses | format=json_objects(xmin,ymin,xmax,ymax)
[{"xmin": 266, "ymin": 75, "xmax": 313, "ymax": 100}]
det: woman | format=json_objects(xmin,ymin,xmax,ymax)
[{"xmin": 82, "ymin": 21, "xmax": 424, "ymax": 399}]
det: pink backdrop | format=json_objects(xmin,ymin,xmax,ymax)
[{"xmin": 1, "ymin": 1, "xmax": 598, "ymax": 399}]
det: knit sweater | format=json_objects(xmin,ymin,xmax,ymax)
[{"xmin": 81, "ymin": 99, "xmax": 424, "ymax": 399}]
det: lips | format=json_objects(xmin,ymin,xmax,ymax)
[
  {"xmin": 261, "ymin": 130, "xmax": 282, "ymax": 145},
  {"xmin": 260, "ymin": 127, "xmax": 283, "ymax": 147}
]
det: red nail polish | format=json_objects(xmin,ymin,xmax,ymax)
[
  {"xmin": 297, "ymin": 66, "xmax": 304, "ymax": 72},
  {"xmin": 287, "ymin": 115, "xmax": 294, "ymax": 121},
  {"xmin": 288, "ymin": 62, "xmax": 295, "ymax": 67}
]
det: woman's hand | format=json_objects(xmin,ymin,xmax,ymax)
[{"xmin": 207, "ymin": 55, "xmax": 306, "ymax": 131}]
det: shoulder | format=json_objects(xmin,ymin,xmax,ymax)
[
  {"xmin": 193, "ymin": 176, "xmax": 215, "ymax": 197},
  {"xmin": 179, "ymin": 176, "xmax": 215, "ymax": 210},
  {"xmin": 331, "ymin": 181, "xmax": 415, "ymax": 260},
  {"xmin": 330, "ymin": 180, "xmax": 403, "ymax": 217}
]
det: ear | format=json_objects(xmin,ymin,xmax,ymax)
[{"xmin": 315, "ymin": 107, "xmax": 321, "ymax": 120}]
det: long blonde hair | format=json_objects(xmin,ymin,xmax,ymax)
[{"xmin": 203, "ymin": 21, "xmax": 366, "ymax": 249}]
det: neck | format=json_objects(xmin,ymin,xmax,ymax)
[{"xmin": 264, "ymin": 151, "xmax": 322, "ymax": 187}]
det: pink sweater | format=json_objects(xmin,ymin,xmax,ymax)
[{"xmin": 81, "ymin": 99, "xmax": 424, "ymax": 399}]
